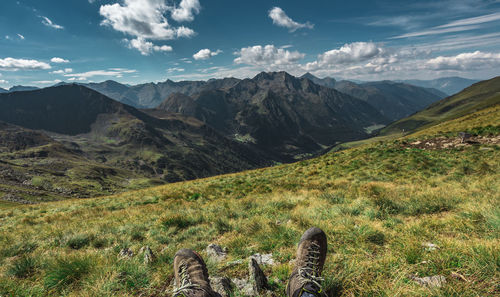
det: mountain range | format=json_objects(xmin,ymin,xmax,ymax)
[
  {"xmin": 397, "ymin": 77, "xmax": 479, "ymax": 95},
  {"xmin": 0, "ymin": 71, "xmax": 490, "ymax": 202}
]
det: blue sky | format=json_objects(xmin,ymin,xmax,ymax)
[{"xmin": 0, "ymin": 0, "xmax": 499, "ymax": 88}]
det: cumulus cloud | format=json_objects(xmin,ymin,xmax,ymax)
[
  {"xmin": 305, "ymin": 42, "xmax": 382, "ymax": 70},
  {"xmin": 41, "ymin": 16, "xmax": 64, "ymax": 30},
  {"xmin": 125, "ymin": 37, "xmax": 173, "ymax": 55},
  {"xmin": 17, "ymin": 34, "xmax": 25, "ymax": 40},
  {"xmin": 234, "ymin": 45, "xmax": 305, "ymax": 66},
  {"xmin": 0, "ymin": 57, "xmax": 51, "ymax": 71},
  {"xmin": 171, "ymin": 0, "xmax": 201, "ymax": 22},
  {"xmin": 99, "ymin": 0, "xmax": 196, "ymax": 40},
  {"xmin": 51, "ymin": 57, "xmax": 69, "ymax": 63},
  {"xmin": 0, "ymin": 79, "xmax": 8, "ymax": 84},
  {"xmin": 268, "ymin": 7, "xmax": 313, "ymax": 32},
  {"xmin": 425, "ymin": 51, "xmax": 500, "ymax": 70},
  {"xmin": 193, "ymin": 49, "xmax": 222, "ymax": 60}
]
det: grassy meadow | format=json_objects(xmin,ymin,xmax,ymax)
[{"xmin": 0, "ymin": 106, "xmax": 499, "ymax": 296}]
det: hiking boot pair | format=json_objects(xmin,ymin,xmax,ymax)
[{"xmin": 172, "ymin": 227, "xmax": 328, "ymax": 297}]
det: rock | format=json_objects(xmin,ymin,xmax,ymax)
[
  {"xmin": 249, "ymin": 258, "xmax": 269, "ymax": 294},
  {"xmin": 232, "ymin": 278, "xmax": 254, "ymax": 296},
  {"xmin": 422, "ymin": 242, "xmax": 439, "ymax": 251},
  {"xmin": 119, "ymin": 247, "xmax": 134, "ymax": 258},
  {"xmin": 410, "ymin": 275, "xmax": 446, "ymax": 288},
  {"xmin": 210, "ymin": 276, "xmax": 233, "ymax": 297},
  {"xmin": 250, "ymin": 253, "xmax": 274, "ymax": 266},
  {"xmin": 205, "ymin": 244, "xmax": 227, "ymax": 262},
  {"xmin": 140, "ymin": 246, "xmax": 156, "ymax": 264}
]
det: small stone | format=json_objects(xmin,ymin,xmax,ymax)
[
  {"xmin": 205, "ymin": 244, "xmax": 227, "ymax": 262},
  {"xmin": 227, "ymin": 259, "xmax": 244, "ymax": 266},
  {"xmin": 141, "ymin": 246, "xmax": 156, "ymax": 264},
  {"xmin": 210, "ymin": 276, "xmax": 233, "ymax": 297},
  {"xmin": 422, "ymin": 242, "xmax": 439, "ymax": 251},
  {"xmin": 249, "ymin": 258, "xmax": 269, "ymax": 294},
  {"xmin": 411, "ymin": 275, "xmax": 446, "ymax": 288},
  {"xmin": 119, "ymin": 247, "xmax": 134, "ymax": 258},
  {"xmin": 250, "ymin": 253, "xmax": 274, "ymax": 266}
]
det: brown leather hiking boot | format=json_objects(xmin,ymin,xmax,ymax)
[
  {"xmin": 172, "ymin": 249, "xmax": 221, "ymax": 297},
  {"xmin": 286, "ymin": 227, "xmax": 328, "ymax": 297}
]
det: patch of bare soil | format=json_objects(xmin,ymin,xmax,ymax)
[{"xmin": 402, "ymin": 135, "xmax": 500, "ymax": 150}]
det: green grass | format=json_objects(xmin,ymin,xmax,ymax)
[{"xmin": 0, "ymin": 106, "xmax": 499, "ymax": 296}]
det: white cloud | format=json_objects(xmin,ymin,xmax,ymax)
[
  {"xmin": 0, "ymin": 79, "xmax": 8, "ymax": 84},
  {"xmin": 167, "ymin": 67, "xmax": 185, "ymax": 73},
  {"xmin": 125, "ymin": 37, "xmax": 173, "ymax": 55},
  {"xmin": 425, "ymin": 51, "xmax": 500, "ymax": 70},
  {"xmin": 0, "ymin": 57, "xmax": 51, "ymax": 71},
  {"xmin": 234, "ymin": 45, "xmax": 305, "ymax": 66},
  {"xmin": 99, "ymin": 0, "xmax": 196, "ymax": 40},
  {"xmin": 41, "ymin": 16, "xmax": 64, "ymax": 30},
  {"xmin": 306, "ymin": 42, "xmax": 382, "ymax": 70},
  {"xmin": 392, "ymin": 25, "xmax": 480, "ymax": 39},
  {"xmin": 5, "ymin": 35, "xmax": 11, "ymax": 40},
  {"xmin": 437, "ymin": 12, "xmax": 500, "ymax": 28},
  {"xmin": 268, "ymin": 7, "xmax": 313, "ymax": 32},
  {"xmin": 65, "ymin": 69, "xmax": 137, "ymax": 80},
  {"xmin": 193, "ymin": 49, "xmax": 222, "ymax": 60},
  {"xmin": 17, "ymin": 34, "xmax": 25, "ymax": 40},
  {"xmin": 171, "ymin": 0, "xmax": 200, "ymax": 22},
  {"xmin": 51, "ymin": 57, "xmax": 70, "ymax": 63},
  {"xmin": 51, "ymin": 68, "xmax": 73, "ymax": 74},
  {"xmin": 33, "ymin": 79, "xmax": 62, "ymax": 84}
]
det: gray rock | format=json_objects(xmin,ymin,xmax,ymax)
[
  {"xmin": 231, "ymin": 278, "xmax": 254, "ymax": 296},
  {"xmin": 205, "ymin": 243, "xmax": 227, "ymax": 262},
  {"xmin": 249, "ymin": 258, "xmax": 269, "ymax": 294},
  {"xmin": 210, "ymin": 276, "xmax": 233, "ymax": 297},
  {"xmin": 140, "ymin": 246, "xmax": 156, "ymax": 264},
  {"xmin": 119, "ymin": 247, "xmax": 134, "ymax": 258},
  {"xmin": 250, "ymin": 253, "xmax": 274, "ymax": 265},
  {"xmin": 411, "ymin": 275, "xmax": 446, "ymax": 288}
]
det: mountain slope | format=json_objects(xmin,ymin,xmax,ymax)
[
  {"xmin": 381, "ymin": 76, "xmax": 500, "ymax": 135},
  {"xmin": 301, "ymin": 76, "xmax": 445, "ymax": 121},
  {"xmin": 0, "ymin": 85, "xmax": 270, "ymax": 201},
  {"xmin": 8, "ymin": 85, "xmax": 39, "ymax": 92},
  {"xmin": 0, "ymin": 88, "xmax": 7, "ymax": 93},
  {"xmin": 1, "ymin": 87, "xmax": 497, "ymax": 296},
  {"xmin": 158, "ymin": 71, "xmax": 388, "ymax": 161},
  {"xmin": 399, "ymin": 77, "xmax": 478, "ymax": 95}
]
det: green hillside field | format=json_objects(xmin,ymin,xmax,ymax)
[{"xmin": 0, "ymin": 105, "xmax": 499, "ymax": 296}]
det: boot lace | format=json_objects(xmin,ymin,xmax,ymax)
[
  {"xmin": 172, "ymin": 260, "xmax": 206, "ymax": 296},
  {"xmin": 298, "ymin": 242, "xmax": 324, "ymax": 291}
]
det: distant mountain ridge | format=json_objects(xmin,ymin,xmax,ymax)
[
  {"xmin": 397, "ymin": 77, "xmax": 479, "ymax": 95},
  {"xmin": 300, "ymin": 73, "xmax": 446, "ymax": 122}
]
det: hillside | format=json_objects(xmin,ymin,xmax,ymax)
[
  {"xmin": 399, "ymin": 77, "xmax": 479, "ymax": 95},
  {"xmin": 0, "ymin": 88, "xmax": 498, "ymax": 296},
  {"xmin": 381, "ymin": 76, "xmax": 500, "ymax": 135},
  {"xmin": 158, "ymin": 71, "xmax": 389, "ymax": 161},
  {"xmin": 0, "ymin": 85, "xmax": 270, "ymax": 202}
]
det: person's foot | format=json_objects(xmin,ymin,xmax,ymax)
[
  {"xmin": 286, "ymin": 227, "xmax": 328, "ymax": 297},
  {"xmin": 172, "ymin": 249, "xmax": 220, "ymax": 297}
]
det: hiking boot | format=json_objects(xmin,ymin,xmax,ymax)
[
  {"xmin": 172, "ymin": 249, "xmax": 220, "ymax": 297},
  {"xmin": 286, "ymin": 227, "xmax": 328, "ymax": 297}
]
